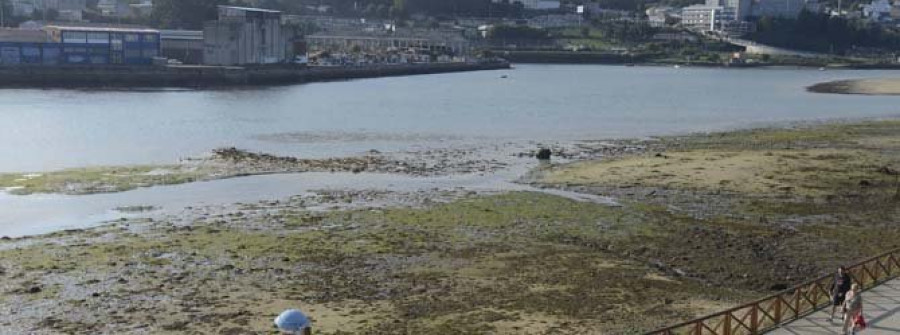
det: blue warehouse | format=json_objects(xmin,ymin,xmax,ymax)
[
  {"xmin": 45, "ymin": 26, "xmax": 160, "ymax": 65},
  {"xmin": 0, "ymin": 25, "xmax": 160, "ymax": 66}
]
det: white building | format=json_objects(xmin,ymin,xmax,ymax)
[
  {"xmin": 203, "ymin": 6, "xmax": 288, "ymax": 65},
  {"xmin": 97, "ymin": 0, "xmax": 131, "ymax": 17},
  {"xmin": 11, "ymin": 0, "xmax": 36, "ymax": 17},
  {"xmin": 707, "ymin": 0, "xmax": 752, "ymax": 19},
  {"xmin": 646, "ymin": 6, "xmax": 678, "ymax": 27},
  {"xmin": 862, "ymin": 0, "xmax": 893, "ymax": 19},
  {"xmin": 681, "ymin": 5, "xmax": 736, "ymax": 31},
  {"xmin": 11, "ymin": 0, "xmax": 86, "ymax": 20},
  {"xmin": 493, "ymin": 0, "xmax": 561, "ymax": 10}
]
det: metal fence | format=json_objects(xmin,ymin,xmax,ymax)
[{"xmin": 646, "ymin": 248, "xmax": 900, "ymax": 335}]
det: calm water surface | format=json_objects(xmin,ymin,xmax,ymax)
[{"xmin": 2, "ymin": 64, "xmax": 900, "ymax": 172}]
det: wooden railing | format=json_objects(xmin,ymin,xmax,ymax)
[{"xmin": 646, "ymin": 248, "xmax": 900, "ymax": 335}]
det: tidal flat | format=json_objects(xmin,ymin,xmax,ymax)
[
  {"xmin": 808, "ymin": 77, "xmax": 900, "ymax": 95},
  {"xmin": 2, "ymin": 121, "xmax": 900, "ymax": 334}
]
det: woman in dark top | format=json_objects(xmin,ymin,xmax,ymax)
[{"xmin": 829, "ymin": 266, "xmax": 852, "ymax": 322}]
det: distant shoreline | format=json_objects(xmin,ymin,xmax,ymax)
[
  {"xmin": 0, "ymin": 61, "xmax": 510, "ymax": 89},
  {"xmin": 496, "ymin": 50, "xmax": 900, "ymax": 70},
  {"xmin": 808, "ymin": 78, "xmax": 900, "ymax": 95}
]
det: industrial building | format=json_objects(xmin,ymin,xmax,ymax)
[
  {"xmin": 0, "ymin": 25, "xmax": 160, "ymax": 66},
  {"xmin": 0, "ymin": 29, "xmax": 54, "ymax": 65},
  {"xmin": 45, "ymin": 25, "xmax": 160, "ymax": 65},
  {"xmin": 161, "ymin": 30, "xmax": 204, "ymax": 64},
  {"xmin": 306, "ymin": 31, "xmax": 471, "ymax": 56},
  {"xmin": 203, "ymin": 6, "xmax": 289, "ymax": 65}
]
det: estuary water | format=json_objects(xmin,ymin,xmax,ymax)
[
  {"xmin": 2, "ymin": 64, "xmax": 900, "ymax": 236},
  {"xmin": 1, "ymin": 64, "xmax": 900, "ymax": 172}
]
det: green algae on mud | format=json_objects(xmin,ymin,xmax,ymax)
[
  {"xmin": 0, "ymin": 192, "xmax": 744, "ymax": 334},
  {"xmin": 540, "ymin": 121, "xmax": 900, "ymax": 198},
  {"xmin": 532, "ymin": 120, "xmax": 900, "ymax": 293},
  {"xmin": 0, "ymin": 165, "xmax": 208, "ymax": 195},
  {"xmin": 0, "ymin": 147, "xmax": 509, "ymax": 195}
]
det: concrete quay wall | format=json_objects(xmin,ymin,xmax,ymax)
[{"xmin": 0, "ymin": 62, "xmax": 510, "ymax": 88}]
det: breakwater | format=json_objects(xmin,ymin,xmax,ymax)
[{"xmin": 0, "ymin": 61, "xmax": 510, "ymax": 88}]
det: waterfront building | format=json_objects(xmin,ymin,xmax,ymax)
[
  {"xmin": 161, "ymin": 30, "xmax": 203, "ymax": 64},
  {"xmin": 203, "ymin": 6, "xmax": 288, "ymax": 65},
  {"xmin": 44, "ymin": 25, "xmax": 160, "ymax": 64},
  {"xmin": 0, "ymin": 25, "xmax": 159, "ymax": 65},
  {"xmin": 306, "ymin": 32, "xmax": 470, "ymax": 57},
  {"xmin": 0, "ymin": 28, "xmax": 53, "ymax": 65}
]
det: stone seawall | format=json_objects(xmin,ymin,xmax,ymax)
[{"xmin": 0, "ymin": 62, "xmax": 510, "ymax": 88}]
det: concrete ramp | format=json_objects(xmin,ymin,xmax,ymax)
[{"xmin": 726, "ymin": 38, "xmax": 825, "ymax": 58}]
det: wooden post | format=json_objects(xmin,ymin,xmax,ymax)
[
  {"xmin": 773, "ymin": 297, "xmax": 782, "ymax": 324},
  {"xmin": 750, "ymin": 304, "xmax": 759, "ymax": 333},
  {"xmin": 794, "ymin": 289, "xmax": 801, "ymax": 318},
  {"xmin": 723, "ymin": 314, "xmax": 732, "ymax": 335},
  {"xmin": 695, "ymin": 322, "xmax": 703, "ymax": 335},
  {"xmin": 873, "ymin": 262, "xmax": 881, "ymax": 284}
]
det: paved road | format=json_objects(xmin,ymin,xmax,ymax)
[{"xmin": 770, "ymin": 278, "xmax": 900, "ymax": 334}]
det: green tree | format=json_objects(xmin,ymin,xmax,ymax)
[
  {"xmin": 0, "ymin": 0, "xmax": 10, "ymax": 27},
  {"xmin": 151, "ymin": 0, "xmax": 226, "ymax": 29},
  {"xmin": 392, "ymin": 0, "xmax": 406, "ymax": 17}
]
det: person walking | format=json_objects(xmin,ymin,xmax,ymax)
[
  {"xmin": 842, "ymin": 284, "xmax": 864, "ymax": 335},
  {"xmin": 829, "ymin": 266, "xmax": 852, "ymax": 322}
]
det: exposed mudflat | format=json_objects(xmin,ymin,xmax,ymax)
[
  {"xmin": 808, "ymin": 78, "xmax": 900, "ymax": 95},
  {"xmin": 3, "ymin": 121, "xmax": 900, "ymax": 334}
]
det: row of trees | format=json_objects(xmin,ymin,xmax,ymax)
[
  {"xmin": 2, "ymin": 0, "xmax": 540, "ymax": 29},
  {"xmin": 749, "ymin": 10, "xmax": 900, "ymax": 53},
  {"xmin": 592, "ymin": 19, "xmax": 655, "ymax": 43},
  {"xmin": 146, "ymin": 0, "xmax": 532, "ymax": 29},
  {"xmin": 150, "ymin": 0, "xmax": 225, "ymax": 29}
]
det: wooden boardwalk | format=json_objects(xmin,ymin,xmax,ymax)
[{"xmin": 769, "ymin": 278, "xmax": 900, "ymax": 334}]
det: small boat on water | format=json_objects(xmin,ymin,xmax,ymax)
[{"xmin": 673, "ymin": 64, "xmax": 681, "ymax": 69}]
